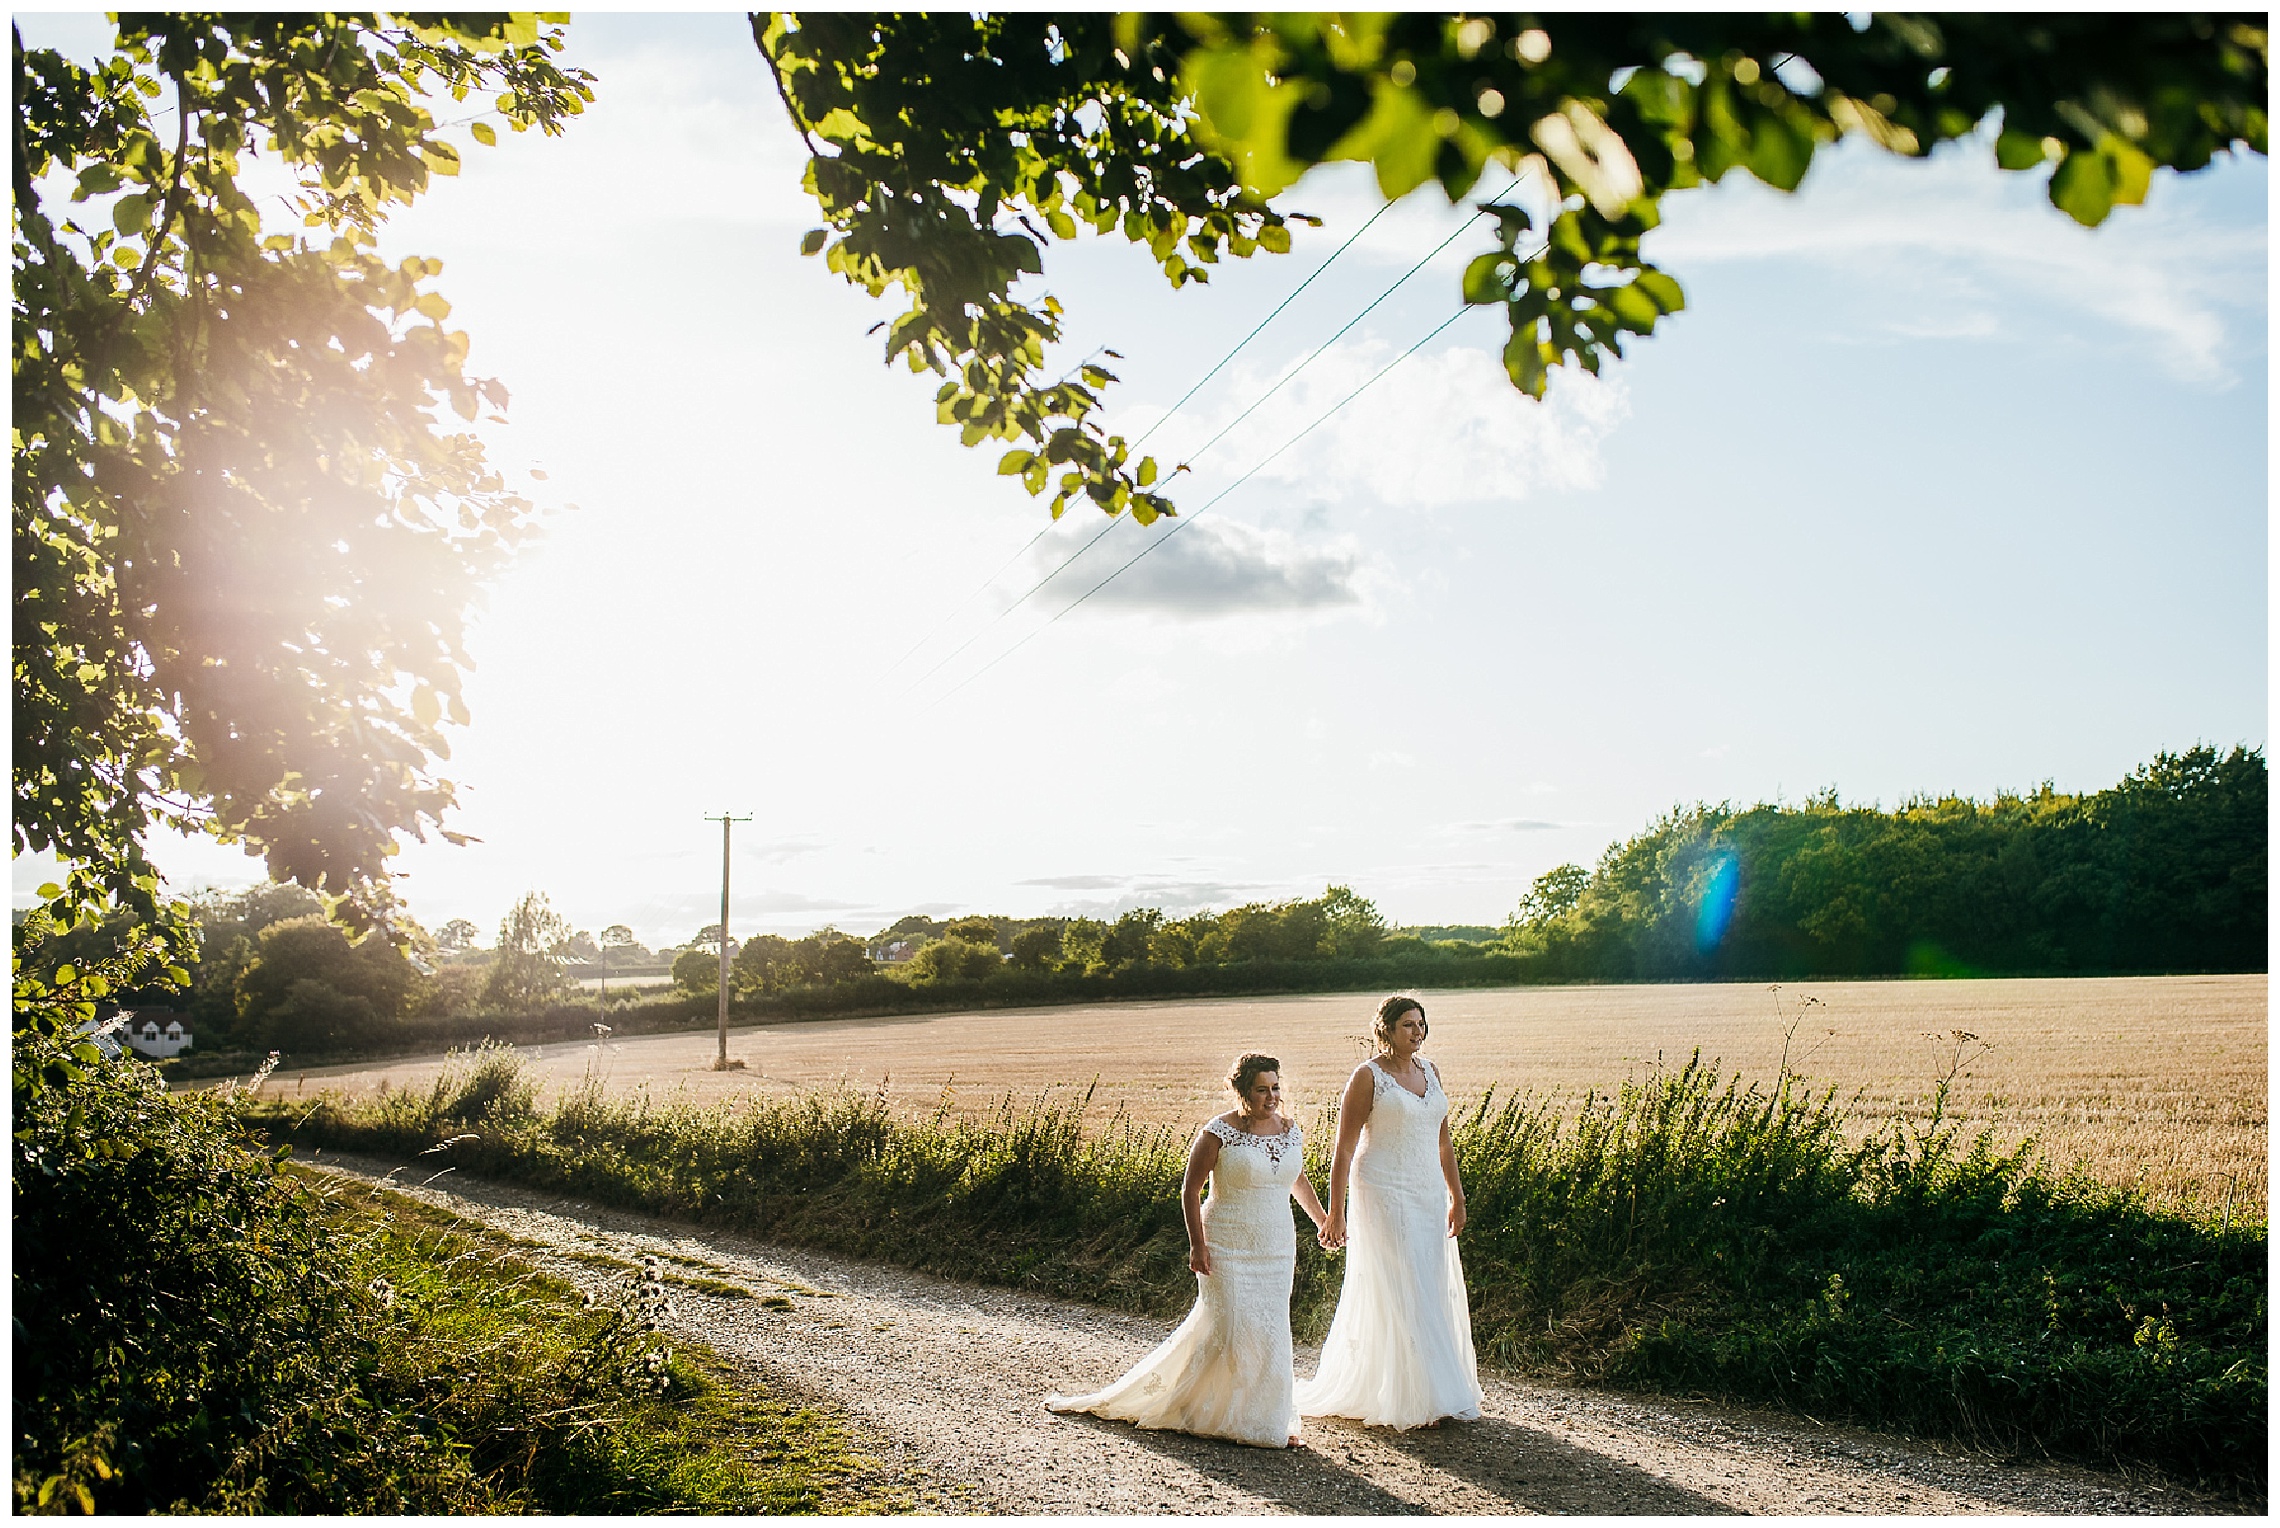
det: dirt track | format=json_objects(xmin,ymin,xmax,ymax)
[{"xmin": 306, "ymin": 1148, "xmax": 2243, "ymax": 1516}]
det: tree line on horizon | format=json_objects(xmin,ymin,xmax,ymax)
[
  {"xmin": 1505, "ymin": 743, "xmax": 2265, "ymax": 980},
  {"xmin": 50, "ymin": 744, "xmax": 2255, "ymax": 1059}
]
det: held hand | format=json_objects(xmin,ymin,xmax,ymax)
[
  {"xmin": 1446, "ymin": 1199, "xmax": 1467, "ymax": 1237},
  {"xmin": 1318, "ymin": 1213, "xmax": 1347, "ymax": 1251},
  {"xmin": 1189, "ymin": 1243, "xmax": 1213, "ymax": 1276}
]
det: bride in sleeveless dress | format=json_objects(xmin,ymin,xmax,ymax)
[
  {"xmin": 1047, "ymin": 1053, "xmax": 1330, "ymax": 1448},
  {"xmin": 1297, "ymin": 994, "xmax": 1484, "ymax": 1428}
]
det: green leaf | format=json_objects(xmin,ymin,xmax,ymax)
[
  {"xmin": 1604, "ymin": 283, "xmax": 1662, "ymax": 331},
  {"xmin": 1503, "ymin": 328, "xmax": 1548, "ymax": 398},
  {"xmin": 469, "ymin": 120, "xmax": 497, "ymax": 147},
  {"xmin": 72, "ymin": 163, "xmax": 123, "ymax": 200},
  {"xmin": 54, "ymin": 965, "xmax": 76, "ymax": 985},
  {"xmin": 1994, "ymin": 129, "xmax": 2051, "ymax": 171},
  {"xmin": 112, "ymin": 193, "xmax": 151, "ymax": 237},
  {"xmin": 799, "ymin": 228, "xmax": 829, "ymax": 256},
  {"xmin": 1332, "ymin": 80, "xmax": 1440, "ymax": 200},
  {"xmin": 1462, "ymin": 251, "xmax": 1516, "ymax": 305},
  {"xmin": 1183, "ymin": 42, "xmax": 1310, "ymax": 198},
  {"xmin": 2047, "ymin": 144, "xmax": 2117, "ymax": 226},
  {"xmin": 37, "ymin": 883, "xmax": 62, "ymax": 900},
  {"xmin": 997, "ymin": 449, "xmax": 1035, "ymax": 475},
  {"xmin": 1137, "ymin": 456, "xmax": 1158, "ymax": 488},
  {"xmin": 1632, "ymin": 269, "xmax": 1686, "ymax": 313},
  {"xmin": 1745, "ymin": 110, "xmax": 1814, "ymax": 192}
]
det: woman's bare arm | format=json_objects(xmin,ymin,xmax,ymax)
[
  {"xmin": 1183, "ymin": 1127, "xmax": 1221, "ymax": 1274},
  {"xmin": 1319, "ymin": 1065, "xmax": 1375, "ymax": 1250},
  {"xmin": 1291, "ymin": 1157, "xmax": 1330, "ymax": 1232},
  {"xmin": 1437, "ymin": 1106, "xmax": 1467, "ymax": 1237}
]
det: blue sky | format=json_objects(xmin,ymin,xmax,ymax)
[{"xmin": 14, "ymin": 13, "xmax": 2269, "ymax": 947}]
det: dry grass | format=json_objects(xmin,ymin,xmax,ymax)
[{"xmin": 259, "ymin": 974, "xmax": 2266, "ymax": 1217}]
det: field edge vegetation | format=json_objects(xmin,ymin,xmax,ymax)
[
  {"xmin": 11, "ymin": 1031, "xmax": 905, "ymax": 1515},
  {"xmin": 260, "ymin": 1042, "xmax": 2268, "ymax": 1498}
]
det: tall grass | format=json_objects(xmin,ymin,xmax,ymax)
[{"xmin": 266, "ymin": 1043, "xmax": 2267, "ymax": 1492}]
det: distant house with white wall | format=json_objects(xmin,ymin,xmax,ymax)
[
  {"xmin": 124, "ymin": 1011, "xmax": 193, "ymax": 1059},
  {"xmin": 872, "ymin": 938, "xmax": 919, "ymax": 965}
]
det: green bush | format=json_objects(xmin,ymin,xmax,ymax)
[
  {"xmin": 11, "ymin": 1034, "xmax": 881, "ymax": 1513},
  {"xmin": 234, "ymin": 915, "xmax": 415, "ymax": 1050},
  {"xmin": 904, "ymin": 936, "xmax": 1002, "ymax": 983},
  {"xmin": 13, "ymin": 1037, "xmax": 456, "ymax": 1511}
]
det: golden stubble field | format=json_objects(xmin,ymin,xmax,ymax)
[{"xmin": 271, "ymin": 975, "xmax": 2268, "ymax": 1216}]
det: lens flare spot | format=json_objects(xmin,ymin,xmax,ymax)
[{"xmin": 1694, "ymin": 853, "xmax": 1740, "ymax": 954}]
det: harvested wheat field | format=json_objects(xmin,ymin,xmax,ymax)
[{"xmin": 276, "ymin": 975, "xmax": 2267, "ymax": 1216}]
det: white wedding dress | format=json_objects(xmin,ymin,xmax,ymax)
[
  {"xmin": 1296, "ymin": 1057, "xmax": 1483, "ymax": 1427},
  {"xmin": 1046, "ymin": 1118, "xmax": 1305, "ymax": 1448}
]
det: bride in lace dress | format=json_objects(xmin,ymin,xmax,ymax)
[
  {"xmin": 1296, "ymin": 994, "xmax": 1484, "ymax": 1428},
  {"xmin": 1047, "ymin": 1053, "xmax": 1330, "ymax": 1448}
]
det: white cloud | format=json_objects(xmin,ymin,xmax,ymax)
[
  {"xmin": 1653, "ymin": 133, "xmax": 2265, "ymax": 384},
  {"xmin": 1043, "ymin": 879, "xmax": 1283, "ymax": 919},
  {"xmin": 1172, "ymin": 339, "xmax": 1630, "ymax": 509},
  {"xmin": 1021, "ymin": 516, "xmax": 1366, "ymax": 620}
]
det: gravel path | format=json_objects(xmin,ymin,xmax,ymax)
[{"xmin": 310, "ymin": 1149, "xmax": 2241, "ymax": 1516}]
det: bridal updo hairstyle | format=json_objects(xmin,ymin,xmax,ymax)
[
  {"xmin": 1227, "ymin": 1052, "xmax": 1281, "ymax": 1102},
  {"xmin": 1371, "ymin": 992, "xmax": 1427, "ymax": 1052}
]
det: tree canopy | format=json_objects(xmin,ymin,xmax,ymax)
[
  {"xmin": 761, "ymin": 12, "xmax": 2266, "ymax": 513},
  {"xmin": 1504, "ymin": 745, "xmax": 2267, "ymax": 979},
  {"xmin": 12, "ymin": 14, "xmax": 592, "ymax": 974}
]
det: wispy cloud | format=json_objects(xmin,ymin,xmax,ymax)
[
  {"xmin": 1653, "ymin": 132, "xmax": 2266, "ymax": 384},
  {"xmin": 1019, "ymin": 516, "xmax": 1365, "ymax": 621},
  {"xmin": 1026, "ymin": 874, "xmax": 1278, "ymax": 919},
  {"xmin": 1161, "ymin": 339, "xmax": 1630, "ymax": 510},
  {"xmin": 1445, "ymin": 817, "xmax": 1567, "ymax": 834}
]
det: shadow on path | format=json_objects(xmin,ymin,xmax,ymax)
[
  {"xmin": 1371, "ymin": 1411, "xmax": 1741, "ymax": 1515},
  {"xmin": 1041, "ymin": 1410, "xmax": 1430, "ymax": 1515}
]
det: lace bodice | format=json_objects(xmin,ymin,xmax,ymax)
[
  {"xmin": 1046, "ymin": 1113, "xmax": 1306, "ymax": 1447},
  {"xmin": 1356, "ymin": 1057, "xmax": 1447, "ymax": 1185},
  {"xmin": 1204, "ymin": 1115, "xmax": 1300, "ymax": 1168}
]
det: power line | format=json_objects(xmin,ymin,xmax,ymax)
[
  {"xmin": 882, "ymin": 202, "xmax": 1396, "ymax": 685},
  {"xmin": 1126, "ymin": 194, "xmax": 1399, "ymax": 451},
  {"xmin": 1165, "ymin": 173, "xmax": 1521, "ymax": 471},
  {"xmin": 897, "ymin": 176, "xmax": 1530, "ymax": 700},
  {"xmin": 892, "ymin": 513, "xmax": 1123, "ymax": 698},
  {"xmin": 877, "ymin": 345, "xmax": 1113, "ymax": 678},
  {"xmin": 932, "ymin": 295, "xmax": 1491, "ymax": 705}
]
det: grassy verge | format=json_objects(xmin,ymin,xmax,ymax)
[
  {"xmin": 309, "ymin": 1173, "xmax": 904, "ymax": 1513},
  {"xmin": 12, "ymin": 1035, "xmax": 903, "ymax": 1514},
  {"xmin": 259, "ymin": 1044, "xmax": 2267, "ymax": 1497}
]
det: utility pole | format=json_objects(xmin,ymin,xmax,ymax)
[{"xmin": 703, "ymin": 812, "xmax": 751, "ymax": 1070}]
